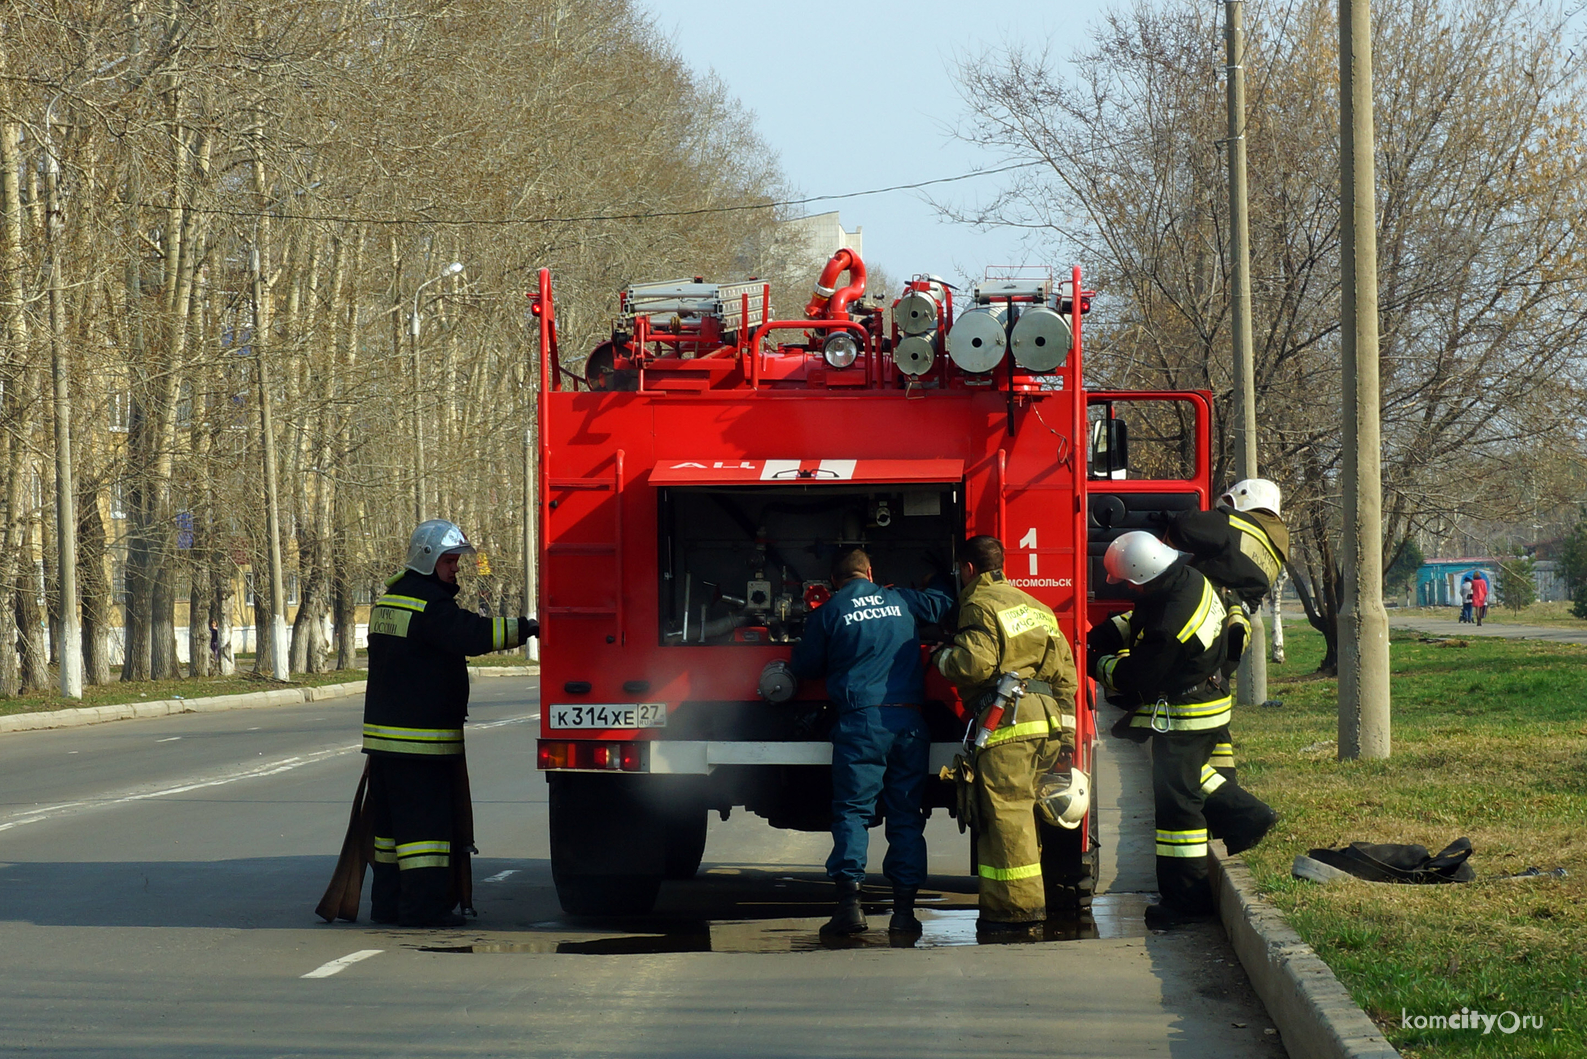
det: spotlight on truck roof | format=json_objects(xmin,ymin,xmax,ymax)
[{"xmin": 822, "ymin": 331, "xmax": 860, "ymax": 369}]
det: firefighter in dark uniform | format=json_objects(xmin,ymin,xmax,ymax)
[
  {"xmin": 1087, "ymin": 530, "xmax": 1267, "ymax": 929},
  {"xmin": 363, "ymin": 519, "xmax": 537, "ymax": 927},
  {"xmin": 1164, "ymin": 479, "xmax": 1285, "ymax": 850},
  {"xmin": 933, "ymin": 535, "xmax": 1080, "ymax": 934},
  {"xmin": 789, "ymin": 547, "xmax": 954, "ymax": 938}
]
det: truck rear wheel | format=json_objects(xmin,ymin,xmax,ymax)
[
  {"xmin": 662, "ymin": 807, "xmax": 710, "ymax": 880},
  {"xmin": 548, "ymin": 772, "xmax": 665, "ymax": 916}
]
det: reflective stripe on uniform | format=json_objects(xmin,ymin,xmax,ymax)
[
  {"xmin": 1156, "ymin": 828, "xmax": 1209, "ymax": 858},
  {"xmin": 979, "ymin": 860, "xmax": 1043, "ymax": 882},
  {"xmin": 1098, "ymin": 654, "xmax": 1121, "ymax": 688},
  {"xmin": 362, "ymin": 723, "xmax": 464, "ymax": 755},
  {"xmin": 1227, "ymin": 514, "xmax": 1283, "ymax": 574},
  {"xmin": 492, "ymin": 617, "xmax": 506, "ymax": 651},
  {"xmin": 1129, "ymin": 695, "xmax": 1232, "ymax": 732},
  {"xmin": 1210, "ymin": 742, "xmax": 1236, "ymax": 769},
  {"xmin": 1199, "ymin": 764, "xmax": 1226, "ymax": 796},
  {"xmin": 373, "ymin": 836, "xmax": 398, "ymax": 864},
  {"xmin": 396, "ymin": 839, "xmax": 450, "ymax": 870},
  {"xmin": 982, "ymin": 718, "xmax": 1056, "ymax": 748},
  {"xmin": 1175, "ymin": 578, "xmax": 1226, "ymax": 649},
  {"xmin": 376, "ymin": 594, "xmax": 428, "ymax": 612}
]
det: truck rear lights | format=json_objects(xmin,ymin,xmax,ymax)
[{"xmin": 537, "ymin": 739, "xmax": 646, "ymax": 772}]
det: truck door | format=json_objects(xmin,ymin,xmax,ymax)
[{"xmin": 1085, "ymin": 392, "xmax": 1214, "ymax": 612}]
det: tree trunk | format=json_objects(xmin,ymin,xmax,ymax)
[
  {"xmin": 188, "ymin": 561, "xmax": 210, "ymax": 678},
  {"xmin": 77, "ymin": 482, "xmax": 114, "ymax": 686},
  {"xmin": 18, "ymin": 518, "xmax": 51, "ymax": 691}
]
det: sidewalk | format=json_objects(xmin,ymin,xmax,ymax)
[
  {"xmin": 1094, "ymin": 730, "xmax": 1400, "ymax": 1059},
  {"xmin": 1388, "ymin": 614, "xmax": 1587, "ymax": 646}
]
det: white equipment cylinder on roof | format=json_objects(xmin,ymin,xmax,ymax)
[
  {"xmin": 947, "ymin": 304, "xmax": 1008, "ymax": 374},
  {"xmin": 1010, "ymin": 304, "xmax": 1072, "ymax": 372},
  {"xmin": 895, "ymin": 290, "xmax": 940, "ymax": 335},
  {"xmin": 893, "ymin": 334, "xmax": 936, "ymax": 375}
]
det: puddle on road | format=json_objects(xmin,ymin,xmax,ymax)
[{"xmin": 417, "ymin": 893, "xmax": 1150, "ymax": 955}]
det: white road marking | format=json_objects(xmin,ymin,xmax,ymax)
[
  {"xmin": 300, "ymin": 949, "xmax": 383, "ymax": 979},
  {"xmin": 157, "ymin": 737, "xmax": 182, "ymax": 743},
  {"xmin": 472, "ymin": 714, "xmax": 537, "ymax": 730},
  {"xmin": 246, "ymin": 727, "xmax": 261, "ymax": 731},
  {"xmin": 0, "ymin": 743, "xmax": 361, "ymax": 833},
  {"xmin": 482, "ymin": 869, "xmax": 519, "ymax": 883}
]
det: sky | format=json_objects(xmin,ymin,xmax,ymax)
[{"xmin": 637, "ymin": 0, "xmax": 1095, "ymax": 293}]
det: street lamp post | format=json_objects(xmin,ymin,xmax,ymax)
[{"xmin": 410, "ymin": 262, "xmax": 464, "ymax": 524}]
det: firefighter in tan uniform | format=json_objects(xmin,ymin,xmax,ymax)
[{"xmin": 933, "ymin": 535, "xmax": 1079, "ymax": 933}]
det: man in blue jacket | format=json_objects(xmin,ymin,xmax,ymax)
[{"xmin": 790, "ymin": 547, "xmax": 953, "ymax": 937}]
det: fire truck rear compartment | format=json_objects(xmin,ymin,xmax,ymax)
[{"xmin": 658, "ymin": 484, "xmax": 961, "ymax": 646}]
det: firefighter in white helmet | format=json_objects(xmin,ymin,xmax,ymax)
[
  {"xmin": 1163, "ymin": 480, "xmax": 1285, "ymax": 853},
  {"xmin": 358, "ymin": 519, "xmax": 538, "ymax": 927},
  {"xmin": 1087, "ymin": 530, "xmax": 1263, "ymax": 929}
]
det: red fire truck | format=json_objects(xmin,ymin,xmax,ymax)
[{"xmin": 530, "ymin": 251, "xmax": 1214, "ymax": 916}]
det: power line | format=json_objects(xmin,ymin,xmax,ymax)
[{"xmin": 134, "ymin": 161, "xmax": 1044, "ymax": 228}]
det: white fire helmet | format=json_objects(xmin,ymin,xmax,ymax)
[
  {"xmin": 405, "ymin": 519, "xmax": 476, "ymax": 576},
  {"xmin": 1103, "ymin": 531, "xmax": 1182, "ymax": 586},
  {"xmin": 1219, "ymin": 478, "xmax": 1282, "ymax": 518},
  {"xmin": 1036, "ymin": 767, "xmax": 1090, "ymax": 829}
]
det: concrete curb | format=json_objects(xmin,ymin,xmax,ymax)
[
  {"xmin": 0, "ymin": 666, "xmax": 539, "ymax": 735},
  {"xmin": 1212, "ymin": 853, "xmax": 1401, "ymax": 1059}
]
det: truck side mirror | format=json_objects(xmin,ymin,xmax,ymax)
[{"xmin": 1089, "ymin": 417, "xmax": 1129, "ymax": 479}]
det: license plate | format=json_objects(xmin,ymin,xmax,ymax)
[{"xmin": 547, "ymin": 703, "xmax": 668, "ymax": 729}]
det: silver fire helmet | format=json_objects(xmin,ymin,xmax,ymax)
[
  {"xmin": 1036, "ymin": 767, "xmax": 1090, "ymax": 829},
  {"xmin": 405, "ymin": 519, "xmax": 476, "ymax": 576}
]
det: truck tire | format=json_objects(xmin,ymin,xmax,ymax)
[
  {"xmin": 548, "ymin": 772, "xmax": 665, "ymax": 916},
  {"xmin": 662, "ymin": 807, "xmax": 709, "ymax": 880}
]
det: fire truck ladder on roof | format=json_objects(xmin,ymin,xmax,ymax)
[{"xmin": 545, "ymin": 449, "xmax": 624, "ymax": 644}]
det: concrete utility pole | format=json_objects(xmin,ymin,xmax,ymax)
[
  {"xmin": 1337, "ymin": 0, "xmax": 1391, "ymax": 758},
  {"xmin": 410, "ymin": 262, "xmax": 463, "ymax": 524},
  {"xmin": 45, "ymin": 109, "xmax": 80, "ymax": 698},
  {"xmin": 1226, "ymin": 0, "xmax": 1268, "ymax": 707}
]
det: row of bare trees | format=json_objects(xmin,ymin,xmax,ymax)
[
  {"xmin": 0, "ymin": 0, "xmax": 797, "ymax": 695},
  {"xmin": 955, "ymin": 0, "xmax": 1587, "ymax": 668}
]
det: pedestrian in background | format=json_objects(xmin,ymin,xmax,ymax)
[
  {"xmin": 1459, "ymin": 577, "xmax": 1474, "ymax": 623},
  {"xmin": 1471, "ymin": 572, "xmax": 1489, "ymax": 626}
]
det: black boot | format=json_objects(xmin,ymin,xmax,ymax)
[
  {"xmin": 1223, "ymin": 805, "xmax": 1279, "ymax": 855},
  {"xmin": 888, "ymin": 886, "xmax": 922, "ymax": 936},
  {"xmin": 820, "ymin": 879, "xmax": 868, "ymax": 935}
]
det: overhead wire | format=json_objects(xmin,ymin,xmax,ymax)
[{"xmin": 133, "ymin": 161, "xmax": 1045, "ymax": 228}]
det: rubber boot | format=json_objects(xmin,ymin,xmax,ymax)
[
  {"xmin": 888, "ymin": 886, "xmax": 922, "ymax": 937},
  {"xmin": 820, "ymin": 879, "xmax": 868, "ymax": 935}
]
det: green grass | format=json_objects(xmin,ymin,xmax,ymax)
[
  {"xmin": 1238, "ymin": 621, "xmax": 1587, "ymax": 1057},
  {"xmin": 0, "ymin": 666, "xmax": 367, "ymax": 718}
]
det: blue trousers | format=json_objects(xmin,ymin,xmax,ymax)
[{"xmin": 827, "ymin": 706, "xmax": 929, "ymax": 888}]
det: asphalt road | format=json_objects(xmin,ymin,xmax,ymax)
[{"xmin": 1, "ymin": 676, "xmax": 1286, "ymax": 1058}]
